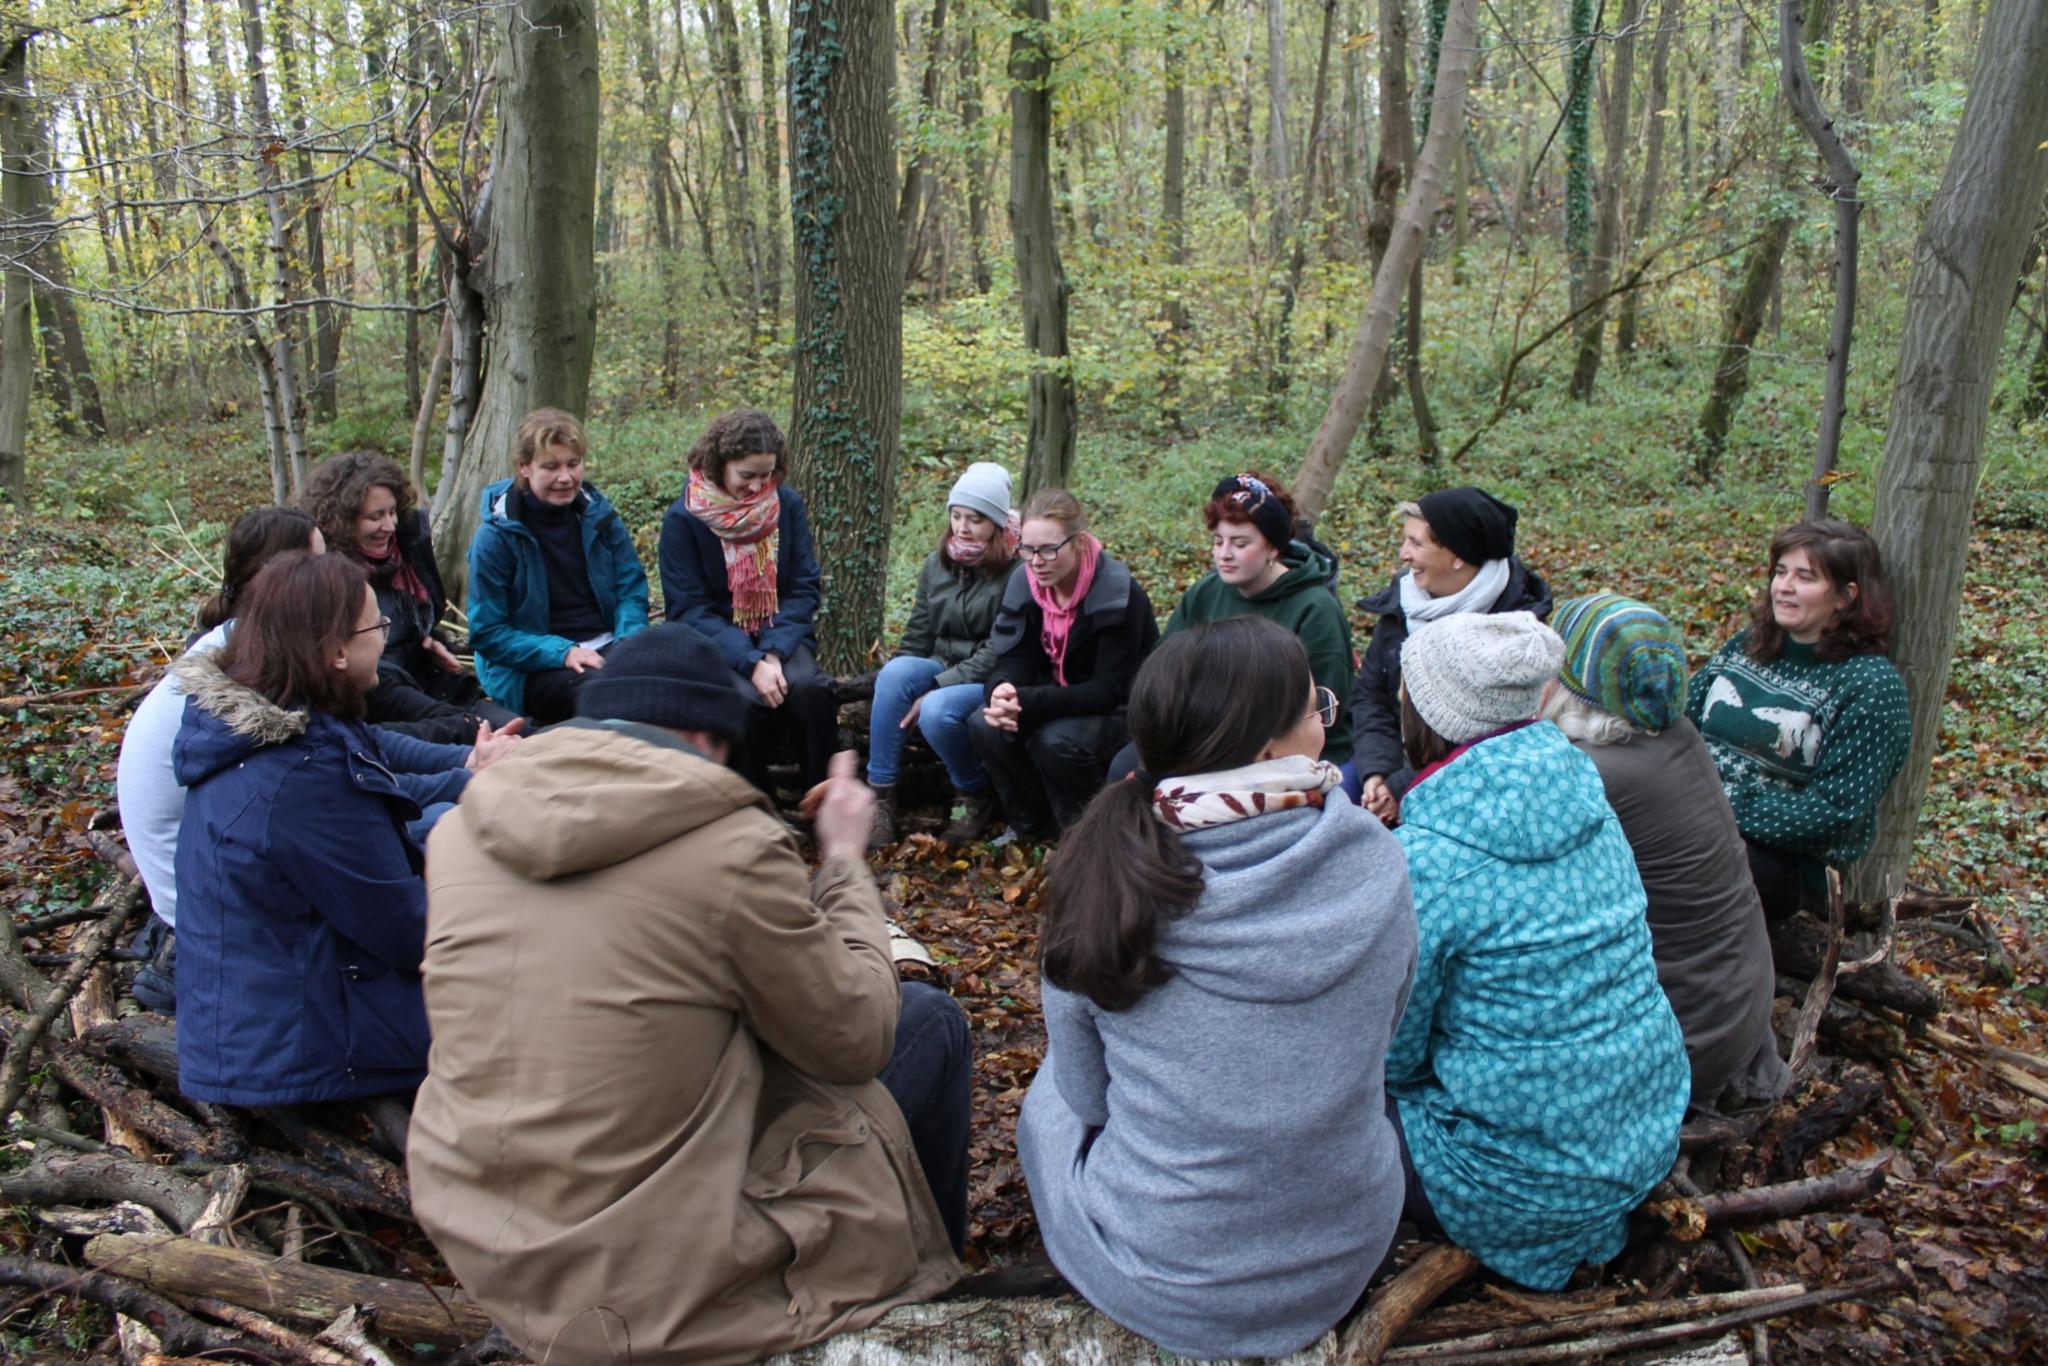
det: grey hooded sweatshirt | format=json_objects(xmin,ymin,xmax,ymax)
[{"xmin": 1017, "ymin": 795, "xmax": 1417, "ymax": 1359}]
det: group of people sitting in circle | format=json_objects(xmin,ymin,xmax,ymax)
[{"xmin": 109, "ymin": 398, "xmax": 1914, "ymax": 1362}]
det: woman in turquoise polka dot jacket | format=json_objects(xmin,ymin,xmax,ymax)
[
  {"xmin": 1685, "ymin": 520, "xmax": 1910, "ymax": 918},
  {"xmin": 1389, "ymin": 611, "xmax": 1689, "ymax": 1290}
]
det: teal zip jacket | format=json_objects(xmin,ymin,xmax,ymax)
[
  {"xmin": 1391, "ymin": 721, "xmax": 1689, "ymax": 1289},
  {"xmin": 467, "ymin": 479, "xmax": 652, "ymax": 714},
  {"xmin": 1163, "ymin": 543, "xmax": 1356, "ymax": 765}
]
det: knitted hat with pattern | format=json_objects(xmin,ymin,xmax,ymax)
[
  {"xmin": 1401, "ymin": 611, "xmax": 1564, "ymax": 744},
  {"xmin": 1554, "ymin": 592, "xmax": 1689, "ymax": 733}
]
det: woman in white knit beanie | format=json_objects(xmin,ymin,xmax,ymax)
[{"xmin": 1383, "ymin": 611, "xmax": 1691, "ymax": 1292}]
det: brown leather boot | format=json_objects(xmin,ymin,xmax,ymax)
[
  {"xmin": 941, "ymin": 786, "xmax": 1001, "ymax": 846},
  {"xmin": 867, "ymin": 785, "xmax": 900, "ymax": 850}
]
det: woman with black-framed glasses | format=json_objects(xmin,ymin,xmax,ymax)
[
  {"xmin": 170, "ymin": 552, "xmax": 518, "ymax": 1115},
  {"xmin": 968, "ymin": 489, "xmax": 1159, "ymax": 838}
]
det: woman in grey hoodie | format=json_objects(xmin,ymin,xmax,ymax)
[{"xmin": 1017, "ymin": 617, "xmax": 1418, "ymax": 1360}]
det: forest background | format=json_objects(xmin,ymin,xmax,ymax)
[{"xmin": 0, "ymin": 0, "xmax": 2046, "ymax": 1356}]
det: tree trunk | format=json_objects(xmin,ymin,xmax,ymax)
[
  {"xmin": 429, "ymin": 0, "xmax": 599, "ymax": 602},
  {"xmin": 960, "ymin": 29, "xmax": 991, "ymax": 294},
  {"xmin": 788, "ymin": 0, "xmax": 903, "ymax": 672},
  {"xmin": 1780, "ymin": 0, "xmax": 1861, "ymax": 521},
  {"xmin": 1564, "ymin": 0, "xmax": 1595, "ymax": 310},
  {"xmin": 705, "ymin": 0, "xmax": 764, "ymax": 341},
  {"xmin": 0, "ymin": 37, "xmax": 33, "ymax": 507},
  {"xmin": 1161, "ymin": 0, "xmax": 1190, "ymax": 423},
  {"xmin": 1617, "ymin": 0, "xmax": 1681, "ymax": 355},
  {"xmin": 1693, "ymin": 214, "xmax": 1795, "ymax": 480},
  {"xmin": 1009, "ymin": 0, "xmax": 1075, "ymax": 494},
  {"xmin": 1265, "ymin": 0, "xmax": 1294, "ymax": 259},
  {"xmin": 240, "ymin": 0, "xmax": 309, "ymax": 494},
  {"xmin": 755, "ymin": 0, "xmax": 785, "ymax": 325},
  {"xmin": 1292, "ymin": 0, "xmax": 1479, "ymax": 520},
  {"xmin": 900, "ymin": 0, "xmax": 950, "ymax": 286},
  {"xmin": 1364, "ymin": 0, "xmax": 1410, "ymax": 443},
  {"xmin": 1852, "ymin": 2, "xmax": 2048, "ymax": 901},
  {"xmin": 275, "ymin": 0, "xmax": 339, "ymax": 423},
  {"xmin": 1399, "ymin": 0, "xmax": 1448, "ymax": 463},
  {"xmin": 1269, "ymin": 0, "xmax": 1337, "ymax": 401},
  {"xmin": 632, "ymin": 0, "xmax": 681, "ymax": 397},
  {"xmin": 1569, "ymin": 0, "xmax": 1643, "ymax": 399}
]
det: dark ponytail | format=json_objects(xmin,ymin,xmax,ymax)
[
  {"xmin": 1041, "ymin": 617, "xmax": 1312, "ymax": 1011},
  {"xmin": 198, "ymin": 506, "xmax": 321, "ymax": 630}
]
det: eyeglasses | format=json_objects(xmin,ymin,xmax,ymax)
[
  {"xmin": 351, "ymin": 616, "xmax": 392, "ymax": 640},
  {"xmin": 1019, "ymin": 532, "xmax": 1079, "ymax": 562},
  {"xmin": 1306, "ymin": 686, "xmax": 1338, "ymax": 728}
]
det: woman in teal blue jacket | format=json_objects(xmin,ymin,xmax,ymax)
[
  {"xmin": 468, "ymin": 409, "xmax": 652, "ymax": 723},
  {"xmin": 1388, "ymin": 611, "xmax": 1689, "ymax": 1291}
]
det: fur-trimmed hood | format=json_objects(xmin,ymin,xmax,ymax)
[{"xmin": 170, "ymin": 649, "xmax": 310, "ymax": 787}]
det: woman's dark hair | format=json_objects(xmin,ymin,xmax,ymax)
[
  {"xmin": 301, "ymin": 450, "xmax": 413, "ymax": 562},
  {"xmin": 687, "ymin": 407, "xmax": 787, "ymax": 487},
  {"xmin": 1746, "ymin": 519, "xmax": 1895, "ymax": 662},
  {"xmin": 1041, "ymin": 618, "xmax": 1312, "ymax": 1012},
  {"xmin": 197, "ymin": 507, "xmax": 319, "ymax": 630},
  {"xmin": 217, "ymin": 552, "xmax": 373, "ymax": 717},
  {"xmin": 1399, "ymin": 684, "xmax": 1455, "ymax": 773}
]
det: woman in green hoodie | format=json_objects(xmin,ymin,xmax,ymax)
[{"xmin": 1110, "ymin": 472, "xmax": 1355, "ymax": 781}]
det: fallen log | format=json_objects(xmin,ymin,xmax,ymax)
[
  {"xmin": 1340, "ymin": 1246, "xmax": 1482, "ymax": 1364},
  {"xmin": 0, "ymin": 1253, "xmax": 261, "ymax": 1358},
  {"xmin": 1770, "ymin": 915, "xmax": 1935, "ymax": 1020},
  {"xmin": 82, "ymin": 1013, "xmax": 183, "ymax": 1085},
  {"xmin": 1390, "ymin": 1266, "xmax": 1907, "ymax": 1364},
  {"xmin": 83, "ymin": 1233, "xmax": 490, "ymax": 1346},
  {"xmin": 188, "ymin": 1297, "xmax": 361, "ymax": 1366},
  {"xmin": 1922, "ymin": 1024, "xmax": 2048, "ymax": 1105},
  {"xmin": 1763, "ymin": 1063, "xmax": 1886, "ymax": 1181},
  {"xmin": 0, "ymin": 881, "xmax": 148, "ymax": 1121},
  {"xmin": 1382, "ymin": 1283, "xmax": 1806, "ymax": 1358},
  {"xmin": 0, "ymin": 1149, "xmax": 216, "ymax": 1233},
  {"xmin": 1696, "ymin": 1157, "xmax": 1887, "ymax": 1229}
]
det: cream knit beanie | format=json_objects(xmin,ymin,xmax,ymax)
[{"xmin": 1401, "ymin": 612, "xmax": 1565, "ymax": 744}]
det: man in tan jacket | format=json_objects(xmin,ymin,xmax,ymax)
[{"xmin": 408, "ymin": 625, "xmax": 968, "ymax": 1365}]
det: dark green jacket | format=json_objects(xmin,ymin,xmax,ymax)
[
  {"xmin": 894, "ymin": 552, "xmax": 1020, "ymax": 688},
  {"xmin": 1163, "ymin": 544, "xmax": 1357, "ymax": 765}
]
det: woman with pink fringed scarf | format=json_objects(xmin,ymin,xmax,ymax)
[
  {"xmin": 657, "ymin": 408, "xmax": 837, "ymax": 797},
  {"xmin": 968, "ymin": 489, "xmax": 1160, "ymax": 839}
]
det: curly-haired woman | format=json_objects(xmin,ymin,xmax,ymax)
[
  {"xmin": 302, "ymin": 451, "xmax": 515, "ymax": 744},
  {"xmin": 1686, "ymin": 520, "xmax": 1910, "ymax": 918},
  {"xmin": 657, "ymin": 408, "xmax": 836, "ymax": 796}
]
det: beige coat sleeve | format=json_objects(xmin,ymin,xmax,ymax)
[{"xmin": 726, "ymin": 840, "xmax": 901, "ymax": 1085}]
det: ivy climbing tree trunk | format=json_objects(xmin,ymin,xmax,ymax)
[
  {"xmin": 1010, "ymin": 0, "xmax": 1075, "ymax": 495},
  {"xmin": 1617, "ymin": 0, "xmax": 1681, "ymax": 356},
  {"xmin": 1568, "ymin": 0, "xmax": 1642, "ymax": 399},
  {"xmin": 0, "ymin": 35, "xmax": 33, "ymax": 508},
  {"xmin": 1291, "ymin": 0, "xmax": 1478, "ymax": 521},
  {"xmin": 1563, "ymin": 0, "xmax": 1595, "ymax": 311},
  {"xmin": 1851, "ymin": 1, "xmax": 2048, "ymax": 903},
  {"xmin": 787, "ymin": 0, "xmax": 903, "ymax": 672},
  {"xmin": 430, "ymin": 0, "xmax": 599, "ymax": 603}
]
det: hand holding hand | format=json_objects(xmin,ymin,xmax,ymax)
[
  {"xmin": 564, "ymin": 645, "xmax": 606, "ymax": 673},
  {"xmin": 467, "ymin": 716, "xmax": 526, "ymax": 772},
  {"xmin": 1361, "ymin": 775, "xmax": 1399, "ymax": 826},
  {"xmin": 751, "ymin": 655, "xmax": 788, "ymax": 708},
  {"xmin": 809, "ymin": 751, "xmax": 877, "ymax": 862}
]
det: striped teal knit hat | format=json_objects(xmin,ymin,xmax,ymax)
[{"xmin": 1554, "ymin": 593, "xmax": 1689, "ymax": 733}]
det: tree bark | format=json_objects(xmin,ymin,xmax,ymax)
[
  {"xmin": 1269, "ymin": 0, "xmax": 1338, "ymax": 401},
  {"xmin": 83, "ymin": 1234, "xmax": 491, "ymax": 1346},
  {"xmin": 788, "ymin": 0, "xmax": 903, "ymax": 671},
  {"xmin": 1563, "ymin": 0, "xmax": 1595, "ymax": 310},
  {"xmin": 632, "ymin": 0, "xmax": 682, "ymax": 396},
  {"xmin": 1617, "ymin": 0, "xmax": 1680, "ymax": 355},
  {"xmin": 1853, "ymin": 1, "xmax": 2048, "ymax": 901},
  {"xmin": 275, "ymin": 0, "xmax": 339, "ymax": 423},
  {"xmin": 0, "ymin": 35, "xmax": 36, "ymax": 508},
  {"xmin": 756, "ymin": 0, "xmax": 785, "ymax": 323},
  {"xmin": 1781, "ymin": 0, "xmax": 1861, "ymax": 521},
  {"xmin": 239, "ymin": 0, "xmax": 310, "ymax": 495},
  {"xmin": 1292, "ymin": 0, "xmax": 1479, "ymax": 520},
  {"xmin": 1265, "ymin": 0, "xmax": 1294, "ymax": 259},
  {"xmin": 1568, "ymin": 0, "xmax": 1643, "ymax": 399},
  {"xmin": 960, "ymin": 29, "xmax": 992, "ymax": 294},
  {"xmin": 1009, "ymin": 0, "xmax": 1075, "ymax": 494},
  {"xmin": 430, "ymin": 0, "xmax": 599, "ymax": 602},
  {"xmin": 1363, "ymin": 0, "xmax": 1411, "ymax": 442},
  {"xmin": 900, "ymin": 0, "xmax": 951, "ymax": 286},
  {"xmin": 1692, "ymin": 213, "xmax": 1795, "ymax": 480}
]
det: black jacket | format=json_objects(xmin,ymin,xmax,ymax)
[
  {"xmin": 369, "ymin": 510, "xmax": 453, "ymax": 687},
  {"xmin": 1349, "ymin": 557, "xmax": 1553, "ymax": 795},
  {"xmin": 984, "ymin": 555, "xmax": 1160, "ymax": 725}
]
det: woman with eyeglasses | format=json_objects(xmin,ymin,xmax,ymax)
[
  {"xmin": 303, "ymin": 451, "xmax": 518, "ymax": 744},
  {"xmin": 1018, "ymin": 618, "xmax": 1416, "ymax": 1358},
  {"xmin": 1108, "ymin": 471, "xmax": 1355, "ymax": 783},
  {"xmin": 170, "ymin": 552, "xmax": 517, "ymax": 1111},
  {"xmin": 967, "ymin": 489, "xmax": 1160, "ymax": 838}
]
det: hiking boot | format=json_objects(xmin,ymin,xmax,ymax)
[
  {"xmin": 941, "ymin": 786, "xmax": 1001, "ymax": 847},
  {"xmin": 867, "ymin": 785, "xmax": 900, "ymax": 850}
]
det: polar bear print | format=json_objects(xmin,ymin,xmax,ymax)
[
  {"xmin": 1700, "ymin": 674, "xmax": 1743, "ymax": 724},
  {"xmin": 1753, "ymin": 706, "xmax": 1822, "ymax": 766}
]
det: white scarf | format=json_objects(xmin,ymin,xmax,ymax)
[
  {"xmin": 1152, "ymin": 754, "xmax": 1345, "ymax": 831},
  {"xmin": 1399, "ymin": 557, "xmax": 1511, "ymax": 624}
]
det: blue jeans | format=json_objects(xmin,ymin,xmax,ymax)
[
  {"xmin": 868, "ymin": 656, "xmax": 990, "ymax": 792},
  {"xmin": 880, "ymin": 982, "xmax": 973, "ymax": 1253}
]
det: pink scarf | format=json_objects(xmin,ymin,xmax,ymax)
[
  {"xmin": 685, "ymin": 468, "xmax": 780, "ymax": 635},
  {"xmin": 1028, "ymin": 533, "xmax": 1101, "ymax": 685}
]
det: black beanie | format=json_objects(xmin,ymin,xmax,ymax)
[
  {"xmin": 1416, "ymin": 486, "xmax": 1518, "ymax": 565},
  {"xmin": 575, "ymin": 624, "xmax": 751, "ymax": 740}
]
